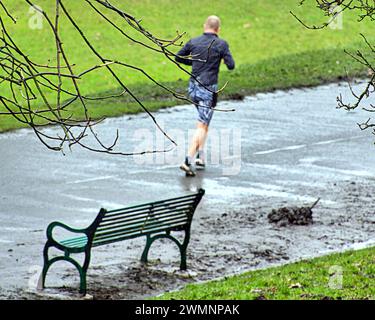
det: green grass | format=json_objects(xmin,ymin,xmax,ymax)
[
  {"xmin": 155, "ymin": 247, "xmax": 375, "ymax": 300},
  {"xmin": 1, "ymin": 0, "xmax": 374, "ymax": 132},
  {"xmin": 75, "ymin": 46, "xmax": 371, "ymax": 117}
]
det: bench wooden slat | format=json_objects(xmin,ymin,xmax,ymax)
[
  {"xmin": 104, "ymin": 194, "xmax": 197, "ymax": 216},
  {"xmin": 60, "ymin": 238, "xmax": 88, "ymax": 248},
  {"xmin": 60, "ymin": 236, "xmax": 88, "ymax": 245},
  {"xmin": 97, "ymin": 207, "xmax": 192, "ymax": 230},
  {"xmin": 97, "ymin": 217, "xmax": 189, "ymax": 236},
  {"xmin": 94, "ymin": 217, "xmax": 188, "ymax": 239},
  {"xmin": 93, "ymin": 219, "xmax": 188, "ymax": 245},
  {"xmin": 100, "ymin": 204, "xmax": 193, "ymax": 226},
  {"xmin": 94, "ymin": 215, "xmax": 189, "ymax": 240},
  {"xmin": 91, "ymin": 226, "xmax": 183, "ymax": 247},
  {"xmin": 102, "ymin": 197, "xmax": 197, "ymax": 220}
]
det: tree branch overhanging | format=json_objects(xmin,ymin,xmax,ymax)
[
  {"xmin": 0, "ymin": 0, "xmax": 229, "ymax": 155},
  {"xmin": 292, "ymin": 1, "xmax": 375, "ymax": 139}
]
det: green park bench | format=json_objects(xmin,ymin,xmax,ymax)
[{"xmin": 39, "ymin": 188, "xmax": 205, "ymax": 295}]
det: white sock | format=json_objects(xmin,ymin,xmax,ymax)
[{"xmin": 197, "ymin": 150, "xmax": 205, "ymax": 161}]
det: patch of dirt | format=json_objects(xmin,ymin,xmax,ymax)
[{"xmin": 267, "ymin": 199, "xmax": 319, "ymax": 227}]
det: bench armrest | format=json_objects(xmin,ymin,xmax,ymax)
[{"xmin": 46, "ymin": 221, "xmax": 89, "ymax": 243}]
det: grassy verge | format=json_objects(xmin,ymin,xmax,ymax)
[{"xmin": 155, "ymin": 247, "xmax": 375, "ymax": 300}]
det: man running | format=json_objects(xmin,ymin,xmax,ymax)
[{"xmin": 175, "ymin": 15, "xmax": 235, "ymax": 176}]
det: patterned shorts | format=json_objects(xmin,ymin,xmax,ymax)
[{"xmin": 188, "ymin": 80, "xmax": 218, "ymax": 126}]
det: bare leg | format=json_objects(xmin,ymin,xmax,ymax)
[
  {"xmin": 188, "ymin": 122, "xmax": 209, "ymax": 159},
  {"xmin": 181, "ymin": 122, "xmax": 208, "ymax": 176},
  {"xmin": 197, "ymin": 124, "xmax": 209, "ymax": 157}
]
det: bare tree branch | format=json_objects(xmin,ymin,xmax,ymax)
[
  {"xmin": 0, "ymin": 0, "xmax": 231, "ymax": 155},
  {"xmin": 292, "ymin": 0, "xmax": 375, "ymax": 139}
]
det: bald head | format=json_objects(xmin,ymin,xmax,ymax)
[{"xmin": 204, "ymin": 15, "xmax": 221, "ymax": 33}]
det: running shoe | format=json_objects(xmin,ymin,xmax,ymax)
[{"xmin": 180, "ymin": 163, "xmax": 196, "ymax": 177}]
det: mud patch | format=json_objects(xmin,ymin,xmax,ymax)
[{"xmin": 267, "ymin": 200, "xmax": 319, "ymax": 227}]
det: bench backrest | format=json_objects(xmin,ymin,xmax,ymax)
[{"xmin": 90, "ymin": 189, "xmax": 205, "ymax": 247}]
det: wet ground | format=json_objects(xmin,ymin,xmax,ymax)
[{"xmin": 0, "ymin": 81, "xmax": 375, "ymax": 299}]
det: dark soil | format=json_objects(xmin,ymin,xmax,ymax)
[{"xmin": 267, "ymin": 199, "xmax": 319, "ymax": 226}]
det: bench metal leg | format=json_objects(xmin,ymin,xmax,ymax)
[
  {"xmin": 38, "ymin": 242, "xmax": 51, "ymax": 290},
  {"xmin": 140, "ymin": 230, "xmax": 191, "ymax": 270},
  {"xmin": 141, "ymin": 235, "xmax": 152, "ymax": 264},
  {"xmin": 180, "ymin": 247, "xmax": 187, "ymax": 270},
  {"xmin": 180, "ymin": 229, "xmax": 190, "ymax": 270},
  {"xmin": 78, "ymin": 266, "xmax": 87, "ymax": 295},
  {"xmin": 79, "ymin": 250, "xmax": 91, "ymax": 295},
  {"xmin": 39, "ymin": 242, "xmax": 91, "ymax": 295}
]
